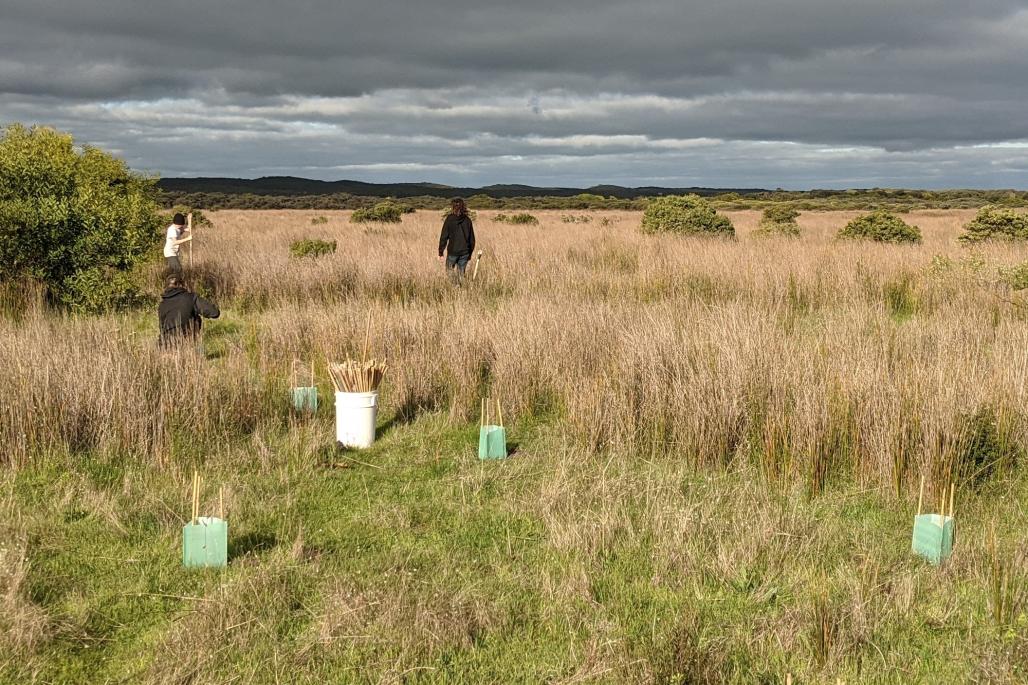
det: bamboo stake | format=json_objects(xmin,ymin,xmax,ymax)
[
  {"xmin": 948, "ymin": 483, "xmax": 955, "ymax": 519},
  {"xmin": 496, "ymin": 398, "xmax": 503, "ymax": 429},
  {"xmin": 917, "ymin": 474, "xmax": 924, "ymax": 516},
  {"xmin": 187, "ymin": 212, "xmax": 193, "ymax": 268},
  {"xmin": 219, "ymin": 485, "xmax": 225, "ymax": 519},
  {"xmin": 480, "ymin": 398, "xmax": 486, "ymax": 427},
  {"xmin": 362, "ymin": 312, "xmax": 372, "ymax": 364},
  {"xmin": 191, "ymin": 470, "xmax": 199, "ymax": 523}
]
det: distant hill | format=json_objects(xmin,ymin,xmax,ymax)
[{"xmin": 157, "ymin": 176, "xmax": 768, "ymax": 199}]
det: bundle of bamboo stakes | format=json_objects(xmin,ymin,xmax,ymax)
[
  {"xmin": 329, "ymin": 359, "xmax": 388, "ymax": 393},
  {"xmin": 328, "ymin": 312, "xmax": 388, "ymax": 393}
]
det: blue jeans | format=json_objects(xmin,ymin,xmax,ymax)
[{"xmin": 446, "ymin": 253, "xmax": 470, "ymax": 283}]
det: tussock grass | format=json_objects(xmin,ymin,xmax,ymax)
[{"xmin": 2, "ymin": 208, "xmax": 1027, "ymax": 682}]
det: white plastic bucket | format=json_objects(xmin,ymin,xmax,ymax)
[{"xmin": 335, "ymin": 391, "xmax": 378, "ymax": 448}]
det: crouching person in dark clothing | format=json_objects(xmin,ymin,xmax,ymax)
[
  {"xmin": 438, "ymin": 197, "xmax": 475, "ymax": 284},
  {"xmin": 158, "ymin": 275, "xmax": 220, "ymax": 348}
]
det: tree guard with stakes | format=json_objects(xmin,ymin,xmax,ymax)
[
  {"xmin": 911, "ymin": 476, "xmax": 956, "ymax": 566},
  {"xmin": 182, "ymin": 471, "xmax": 228, "ymax": 569},
  {"xmin": 290, "ymin": 359, "xmax": 318, "ymax": 413},
  {"xmin": 478, "ymin": 397, "xmax": 507, "ymax": 460}
]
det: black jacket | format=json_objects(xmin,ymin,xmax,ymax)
[
  {"xmin": 438, "ymin": 214, "xmax": 475, "ymax": 257},
  {"xmin": 158, "ymin": 287, "xmax": 220, "ymax": 344}
]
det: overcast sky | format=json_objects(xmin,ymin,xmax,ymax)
[{"xmin": 3, "ymin": 0, "xmax": 1028, "ymax": 189}]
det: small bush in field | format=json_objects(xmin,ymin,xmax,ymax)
[
  {"xmin": 290, "ymin": 239, "xmax": 337, "ymax": 258},
  {"xmin": 837, "ymin": 211, "xmax": 921, "ymax": 244},
  {"xmin": 495, "ymin": 212, "xmax": 539, "ymax": 225},
  {"xmin": 641, "ymin": 195, "xmax": 734, "ymax": 237},
  {"xmin": 561, "ymin": 214, "xmax": 592, "ymax": 224},
  {"xmin": 958, "ymin": 206, "xmax": 1028, "ymax": 243},
  {"xmin": 755, "ymin": 206, "xmax": 801, "ymax": 237},
  {"xmin": 999, "ymin": 261, "xmax": 1028, "ymax": 290},
  {"xmin": 351, "ymin": 202, "xmax": 403, "ymax": 224},
  {"xmin": 310, "ymin": 215, "xmax": 329, "ymax": 225}
]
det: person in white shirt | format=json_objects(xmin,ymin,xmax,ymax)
[{"xmin": 164, "ymin": 213, "xmax": 192, "ymax": 275}]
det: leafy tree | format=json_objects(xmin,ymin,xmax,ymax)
[
  {"xmin": 641, "ymin": 195, "xmax": 734, "ymax": 237},
  {"xmin": 0, "ymin": 124, "xmax": 163, "ymax": 312},
  {"xmin": 958, "ymin": 206, "xmax": 1028, "ymax": 243},
  {"xmin": 837, "ymin": 211, "xmax": 921, "ymax": 244}
]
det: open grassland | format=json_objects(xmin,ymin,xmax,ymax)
[{"xmin": 2, "ymin": 209, "xmax": 1027, "ymax": 683}]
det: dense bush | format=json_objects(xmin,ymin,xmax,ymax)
[
  {"xmin": 289, "ymin": 238, "xmax": 337, "ymax": 258},
  {"xmin": 958, "ymin": 206, "xmax": 1028, "ymax": 243},
  {"xmin": 0, "ymin": 124, "xmax": 163, "ymax": 312},
  {"xmin": 495, "ymin": 213, "xmax": 539, "ymax": 225},
  {"xmin": 837, "ymin": 211, "xmax": 921, "ymax": 244},
  {"xmin": 641, "ymin": 195, "xmax": 734, "ymax": 237},
  {"xmin": 755, "ymin": 206, "xmax": 801, "ymax": 237},
  {"xmin": 351, "ymin": 202, "xmax": 403, "ymax": 224}
]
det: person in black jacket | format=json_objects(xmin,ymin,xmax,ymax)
[
  {"xmin": 438, "ymin": 198, "xmax": 475, "ymax": 283},
  {"xmin": 157, "ymin": 275, "xmax": 220, "ymax": 347}
]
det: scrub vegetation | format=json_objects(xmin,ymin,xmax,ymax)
[{"xmin": 2, "ymin": 208, "xmax": 1027, "ymax": 683}]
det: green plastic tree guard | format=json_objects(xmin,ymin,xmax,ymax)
[
  {"xmin": 911, "ymin": 513, "xmax": 954, "ymax": 565},
  {"xmin": 290, "ymin": 360, "xmax": 318, "ymax": 413},
  {"xmin": 182, "ymin": 516, "xmax": 228, "ymax": 568},
  {"xmin": 478, "ymin": 425, "xmax": 507, "ymax": 460},
  {"xmin": 291, "ymin": 386, "xmax": 318, "ymax": 412}
]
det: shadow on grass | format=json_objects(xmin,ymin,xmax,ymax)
[{"xmin": 230, "ymin": 531, "xmax": 277, "ymax": 560}]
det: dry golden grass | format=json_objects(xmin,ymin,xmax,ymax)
[{"xmin": 6, "ymin": 208, "xmax": 1027, "ymax": 492}]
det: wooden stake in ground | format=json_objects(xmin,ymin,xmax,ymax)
[
  {"xmin": 191, "ymin": 470, "xmax": 200, "ymax": 524},
  {"xmin": 472, "ymin": 250, "xmax": 484, "ymax": 281},
  {"xmin": 949, "ymin": 483, "xmax": 955, "ymax": 519},
  {"xmin": 362, "ymin": 312, "xmax": 373, "ymax": 364},
  {"xmin": 917, "ymin": 474, "xmax": 924, "ymax": 516},
  {"xmin": 187, "ymin": 212, "xmax": 193, "ymax": 268}
]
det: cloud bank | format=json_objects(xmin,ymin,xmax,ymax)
[{"xmin": 2, "ymin": 0, "xmax": 1027, "ymax": 187}]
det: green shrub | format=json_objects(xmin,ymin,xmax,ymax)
[
  {"xmin": 495, "ymin": 212, "xmax": 539, "ymax": 225},
  {"xmin": 999, "ymin": 261, "xmax": 1028, "ymax": 290},
  {"xmin": 641, "ymin": 195, "xmax": 734, "ymax": 237},
  {"xmin": 755, "ymin": 206, "xmax": 801, "ymax": 237},
  {"xmin": 351, "ymin": 202, "xmax": 403, "ymax": 224},
  {"xmin": 837, "ymin": 211, "xmax": 921, "ymax": 244},
  {"xmin": 310, "ymin": 215, "xmax": 329, "ymax": 225},
  {"xmin": 958, "ymin": 206, "xmax": 1028, "ymax": 243},
  {"xmin": 290, "ymin": 239, "xmax": 337, "ymax": 258},
  {"xmin": 762, "ymin": 205, "xmax": 800, "ymax": 224},
  {"xmin": 0, "ymin": 124, "xmax": 163, "ymax": 313},
  {"xmin": 560, "ymin": 214, "xmax": 592, "ymax": 224}
]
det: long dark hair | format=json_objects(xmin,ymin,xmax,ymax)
[{"xmin": 450, "ymin": 197, "xmax": 467, "ymax": 218}]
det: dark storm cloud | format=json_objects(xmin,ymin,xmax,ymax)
[{"xmin": 1, "ymin": 0, "xmax": 1028, "ymax": 186}]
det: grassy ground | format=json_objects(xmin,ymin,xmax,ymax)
[{"xmin": 3, "ymin": 209, "xmax": 1028, "ymax": 683}]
